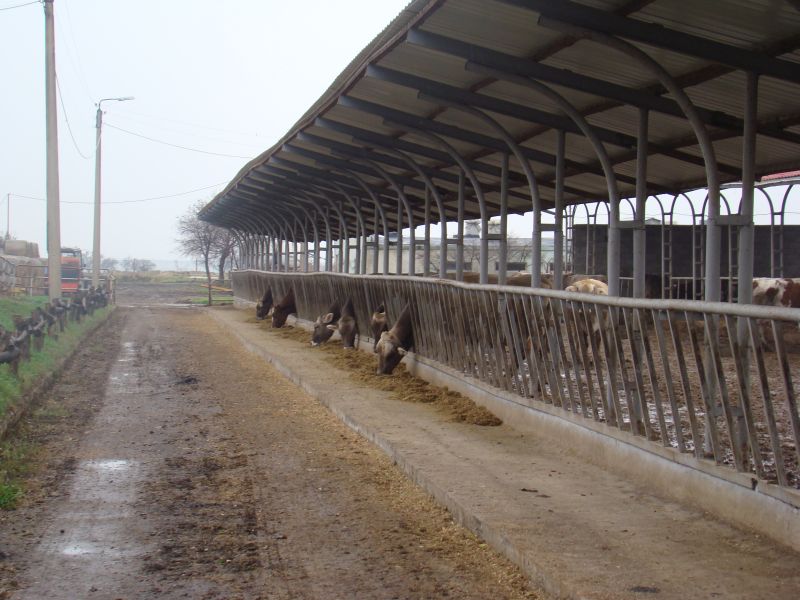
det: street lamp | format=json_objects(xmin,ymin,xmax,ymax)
[{"xmin": 93, "ymin": 96, "xmax": 134, "ymax": 287}]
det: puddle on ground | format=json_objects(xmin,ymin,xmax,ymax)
[{"xmin": 87, "ymin": 459, "xmax": 132, "ymax": 472}]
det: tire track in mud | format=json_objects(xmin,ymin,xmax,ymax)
[{"xmin": 3, "ymin": 302, "xmax": 539, "ymax": 600}]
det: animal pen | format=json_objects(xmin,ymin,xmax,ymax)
[{"xmin": 201, "ymin": 0, "xmax": 800, "ymax": 499}]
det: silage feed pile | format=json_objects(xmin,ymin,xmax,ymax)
[{"xmin": 261, "ymin": 322, "xmax": 501, "ymax": 427}]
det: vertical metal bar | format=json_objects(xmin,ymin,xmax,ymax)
[
  {"xmin": 749, "ymin": 318, "xmax": 787, "ymax": 486},
  {"xmin": 396, "ymin": 199, "xmax": 403, "ymax": 275},
  {"xmin": 725, "ymin": 314, "xmax": 764, "ymax": 478},
  {"xmin": 499, "ymin": 153, "xmax": 509, "ymax": 285},
  {"xmin": 633, "ymin": 108, "xmax": 648, "ymax": 299},
  {"xmin": 424, "ymin": 187, "xmax": 431, "ymax": 277},
  {"xmin": 554, "ymin": 130, "xmax": 565, "ymax": 290},
  {"xmin": 373, "ymin": 205, "xmax": 380, "ymax": 274},
  {"xmin": 457, "ymin": 170, "xmax": 465, "ymax": 281},
  {"xmin": 737, "ymin": 71, "xmax": 758, "ymax": 401},
  {"xmin": 686, "ymin": 313, "xmax": 722, "ymax": 463},
  {"xmin": 772, "ymin": 320, "xmax": 800, "ymax": 474}
]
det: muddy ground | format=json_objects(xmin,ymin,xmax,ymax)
[{"xmin": 0, "ymin": 283, "xmax": 539, "ymax": 599}]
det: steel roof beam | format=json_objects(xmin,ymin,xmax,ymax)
[
  {"xmin": 500, "ymin": 0, "xmax": 800, "ymax": 85},
  {"xmin": 366, "ymin": 65, "xmax": 636, "ymax": 149},
  {"xmin": 369, "ymin": 64, "xmax": 739, "ymax": 175},
  {"xmin": 314, "ymin": 116, "xmax": 607, "ymax": 198},
  {"xmin": 260, "ymin": 158, "xmax": 427, "ymax": 232},
  {"xmin": 408, "ymin": 28, "xmax": 800, "ymax": 146},
  {"xmin": 298, "ymin": 130, "xmax": 538, "ymax": 206},
  {"xmin": 336, "ymin": 96, "xmax": 627, "ymax": 196}
]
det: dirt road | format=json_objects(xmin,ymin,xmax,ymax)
[{"xmin": 0, "ymin": 287, "xmax": 538, "ymax": 599}]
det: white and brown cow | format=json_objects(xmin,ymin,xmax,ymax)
[
  {"xmin": 751, "ymin": 278, "xmax": 800, "ymax": 350},
  {"xmin": 752, "ymin": 278, "xmax": 800, "ymax": 309},
  {"xmin": 564, "ymin": 278, "xmax": 610, "ymax": 353},
  {"xmin": 375, "ymin": 304, "xmax": 414, "ymax": 375}
]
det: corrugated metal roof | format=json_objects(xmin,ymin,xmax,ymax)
[{"xmin": 202, "ymin": 0, "xmax": 800, "ymax": 239}]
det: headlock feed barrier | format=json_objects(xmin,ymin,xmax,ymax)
[{"xmin": 235, "ymin": 270, "xmax": 800, "ymax": 493}]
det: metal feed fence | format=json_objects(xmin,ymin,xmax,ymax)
[{"xmin": 234, "ymin": 270, "xmax": 800, "ymax": 491}]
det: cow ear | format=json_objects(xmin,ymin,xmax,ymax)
[
  {"xmin": 397, "ymin": 347, "xmax": 408, "ymax": 356},
  {"xmin": 322, "ymin": 312, "xmax": 335, "ymax": 324},
  {"xmin": 326, "ymin": 324, "xmax": 338, "ymax": 331}
]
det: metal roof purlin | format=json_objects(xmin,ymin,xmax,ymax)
[{"xmin": 500, "ymin": 0, "xmax": 800, "ymax": 84}]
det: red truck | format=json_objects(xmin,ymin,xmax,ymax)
[{"xmin": 60, "ymin": 247, "xmax": 90, "ymax": 296}]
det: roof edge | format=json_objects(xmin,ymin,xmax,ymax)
[{"xmin": 199, "ymin": 0, "xmax": 442, "ymax": 220}]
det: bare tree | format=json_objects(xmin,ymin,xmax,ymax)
[{"xmin": 176, "ymin": 200, "xmax": 230, "ymax": 305}]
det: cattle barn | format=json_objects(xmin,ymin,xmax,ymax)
[{"xmin": 201, "ymin": 0, "xmax": 800, "ymax": 496}]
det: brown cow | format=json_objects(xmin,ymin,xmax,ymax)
[
  {"xmin": 256, "ymin": 288, "xmax": 273, "ymax": 320},
  {"xmin": 370, "ymin": 304, "xmax": 389, "ymax": 353},
  {"xmin": 376, "ymin": 304, "xmax": 414, "ymax": 375},
  {"xmin": 327, "ymin": 297, "xmax": 359, "ymax": 349},
  {"xmin": 271, "ymin": 288, "xmax": 296, "ymax": 328},
  {"xmin": 311, "ymin": 300, "xmax": 341, "ymax": 346}
]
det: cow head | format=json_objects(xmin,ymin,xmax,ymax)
[
  {"xmin": 375, "ymin": 304, "xmax": 413, "ymax": 375},
  {"xmin": 256, "ymin": 288, "xmax": 273, "ymax": 320},
  {"xmin": 311, "ymin": 311, "xmax": 338, "ymax": 346},
  {"xmin": 376, "ymin": 332, "xmax": 407, "ymax": 375},
  {"xmin": 326, "ymin": 298, "xmax": 357, "ymax": 348},
  {"xmin": 271, "ymin": 288, "xmax": 296, "ymax": 328},
  {"xmin": 370, "ymin": 304, "xmax": 388, "ymax": 353}
]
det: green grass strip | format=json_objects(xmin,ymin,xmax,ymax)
[{"xmin": 0, "ymin": 304, "xmax": 112, "ymax": 418}]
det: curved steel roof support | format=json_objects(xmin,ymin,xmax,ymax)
[
  {"xmin": 252, "ymin": 213, "xmax": 281, "ymax": 271},
  {"xmin": 328, "ymin": 181, "xmax": 370, "ymax": 275},
  {"xmin": 382, "ymin": 148, "xmax": 448, "ymax": 277},
  {"xmin": 255, "ymin": 216, "xmax": 281, "ymax": 271},
  {"xmin": 339, "ymin": 170, "xmax": 391, "ymax": 274},
  {"xmin": 393, "ymin": 126, "xmax": 490, "ymax": 284},
  {"xmin": 248, "ymin": 217, "xmax": 269, "ymax": 269},
  {"xmin": 355, "ymin": 159, "xmax": 416, "ymax": 277},
  {"xmin": 633, "ymin": 108, "xmax": 649, "ymax": 299},
  {"xmin": 430, "ymin": 101, "xmax": 544, "ymax": 286},
  {"xmin": 538, "ymin": 20, "xmax": 722, "ymax": 301},
  {"xmin": 290, "ymin": 203, "xmax": 320, "ymax": 273},
  {"xmin": 305, "ymin": 187, "xmax": 348, "ymax": 273},
  {"xmin": 468, "ymin": 65, "xmax": 621, "ymax": 294}
]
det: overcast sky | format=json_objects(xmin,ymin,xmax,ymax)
[
  {"xmin": 1, "ymin": 0, "xmax": 795, "ymax": 267},
  {"xmin": 0, "ymin": 0, "xmax": 413, "ymax": 264}
]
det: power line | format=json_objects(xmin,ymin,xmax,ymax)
[
  {"xmin": 8, "ymin": 182, "xmax": 225, "ymax": 205},
  {"xmin": 55, "ymin": 75, "xmax": 93, "ymax": 159},
  {"xmin": 103, "ymin": 123, "xmax": 254, "ymax": 159},
  {"xmin": 0, "ymin": 0, "xmax": 40, "ymax": 12},
  {"xmin": 114, "ymin": 107, "xmax": 269, "ymax": 138},
  {"xmin": 59, "ymin": 0, "xmax": 94, "ymax": 103},
  {"xmin": 111, "ymin": 112, "xmax": 265, "ymax": 149}
]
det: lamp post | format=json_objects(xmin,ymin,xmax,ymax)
[{"xmin": 93, "ymin": 96, "xmax": 133, "ymax": 287}]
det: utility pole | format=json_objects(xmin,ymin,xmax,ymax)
[
  {"xmin": 5, "ymin": 193, "xmax": 9, "ymax": 240},
  {"xmin": 44, "ymin": 0, "xmax": 62, "ymax": 298},
  {"xmin": 92, "ymin": 96, "xmax": 132, "ymax": 287},
  {"xmin": 92, "ymin": 105, "xmax": 102, "ymax": 287}
]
